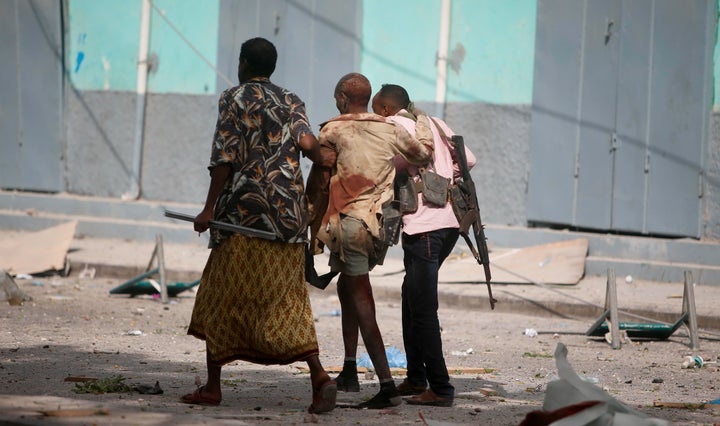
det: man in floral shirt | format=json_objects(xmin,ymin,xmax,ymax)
[{"xmin": 183, "ymin": 37, "xmax": 336, "ymax": 414}]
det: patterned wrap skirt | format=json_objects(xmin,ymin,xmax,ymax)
[{"xmin": 187, "ymin": 234, "xmax": 319, "ymax": 365}]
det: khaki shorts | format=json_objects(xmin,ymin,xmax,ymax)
[{"xmin": 329, "ymin": 215, "xmax": 387, "ymax": 276}]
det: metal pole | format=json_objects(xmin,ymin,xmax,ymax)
[
  {"xmin": 124, "ymin": 0, "xmax": 151, "ymax": 200},
  {"xmin": 435, "ymin": 0, "xmax": 451, "ymax": 119},
  {"xmin": 157, "ymin": 234, "xmax": 168, "ymax": 304}
]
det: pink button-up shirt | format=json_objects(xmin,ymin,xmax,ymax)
[{"xmin": 390, "ymin": 111, "xmax": 476, "ymax": 235}]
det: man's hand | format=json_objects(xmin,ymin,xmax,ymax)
[
  {"xmin": 408, "ymin": 102, "xmax": 426, "ymax": 118},
  {"xmin": 196, "ymin": 164, "xmax": 231, "ymax": 234},
  {"xmin": 318, "ymin": 146, "xmax": 337, "ymax": 169},
  {"xmin": 194, "ymin": 208, "xmax": 213, "ymax": 233},
  {"xmin": 300, "ymin": 134, "xmax": 337, "ymax": 168}
]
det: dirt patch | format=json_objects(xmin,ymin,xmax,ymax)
[{"xmin": 0, "ymin": 275, "xmax": 719, "ymax": 425}]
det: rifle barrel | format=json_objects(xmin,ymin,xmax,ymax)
[{"xmin": 164, "ymin": 210, "xmax": 276, "ymax": 241}]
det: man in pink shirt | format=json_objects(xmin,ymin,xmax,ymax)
[{"xmin": 372, "ymin": 84, "xmax": 476, "ymax": 407}]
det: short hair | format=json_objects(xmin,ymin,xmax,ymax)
[
  {"xmin": 335, "ymin": 73, "xmax": 371, "ymax": 106},
  {"xmin": 239, "ymin": 37, "xmax": 277, "ymax": 77},
  {"xmin": 376, "ymin": 84, "xmax": 410, "ymax": 110}
]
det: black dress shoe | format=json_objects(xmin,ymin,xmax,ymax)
[{"xmin": 396, "ymin": 379, "xmax": 427, "ymax": 396}]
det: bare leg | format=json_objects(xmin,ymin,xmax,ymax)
[
  {"xmin": 341, "ymin": 273, "xmax": 392, "ymax": 381},
  {"xmin": 306, "ymin": 354, "xmax": 329, "ymax": 389},
  {"xmin": 181, "ymin": 346, "xmax": 222, "ymax": 405},
  {"xmin": 204, "ymin": 351, "xmax": 222, "ymax": 398},
  {"xmin": 334, "ymin": 274, "xmax": 362, "ymax": 392},
  {"xmin": 340, "ymin": 273, "xmax": 400, "ymax": 409},
  {"xmin": 337, "ymin": 273, "xmax": 359, "ymax": 358},
  {"xmin": 306, "ymin": 354, "xmax": 337, "ymax": 413}
]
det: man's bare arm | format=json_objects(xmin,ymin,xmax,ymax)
[
  {"xmin": 394, "ymin": 115, "xmax": 434, "ymax": 166},
  {"xmin": 194, "ymin": 163, "xmax": 231, "ymax": 233},
  {"xmin": 299, "ymin": 133, "xmax": 336, "ymax": 168}
]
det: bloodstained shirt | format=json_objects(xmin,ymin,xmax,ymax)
[
  {"xmin": 315, "ymin": 113, "xmax": 434, "ymax": 258},
  {"xmin": 208, "ymin": 77, "xmax": 313, "ymax": 246}
]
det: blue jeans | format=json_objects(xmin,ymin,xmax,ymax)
[{"xmin": 401, "ymin": 228, "xmax": 459, "ymax": 399}]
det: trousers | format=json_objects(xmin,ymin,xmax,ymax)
[{"xmin": 401, "ymin": 227, "xmax": 459, "ymax": 398}]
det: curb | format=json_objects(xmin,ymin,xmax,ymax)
[{"xmin": 69, "ymin": 260, "xmax": 720, "ymax": 333}]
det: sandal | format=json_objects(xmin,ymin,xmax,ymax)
[
  {"xmin": 180, "ymin": 386, "xmax": 221, "ymax": 406},
  {"xmin": 308, "ymin": 378, "xmax": 337, "ymax": 414}
]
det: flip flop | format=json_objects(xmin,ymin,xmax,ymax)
[
  {"xmin": 180, "ymin": 386, "xmax": 221, "ymax": 406},
  {"xmin": 308, "ymin": 378, "xmax": 337, "ymax": 414}
]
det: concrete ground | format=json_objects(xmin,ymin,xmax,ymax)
[
  {"xmin": 1, "ymin": 233, "xmax": 719, "ymax": 425},
  {"xmin": 63, "ymin": 235, "xmax": 720, "ymax": 332}
]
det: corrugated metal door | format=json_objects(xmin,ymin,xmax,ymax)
[
  {"xmin": 0, "ymin": 0, "xmax": 64, "ymax": 192},
  {"xmin": 527, "ymin": 0, "xmax": 714, "ymax": 238},
  {"xmin": 641, "ymin": 1, "xmax": 712, "ymax": 236},
  {"xmin": 526, "ymin": 0, "xmax": 585, "ymax": 226},
  {"xmin": 612, "ymin": 0, "xmax": 652, "ymax": 233},
  {"xmin": 574, "ymin": 0, "xmax": 622, "ymax": 230}
]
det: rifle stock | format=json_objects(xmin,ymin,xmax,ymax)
[{"xmin": 451, "ymin": 135, "xmax": 497, "ymax": 309}]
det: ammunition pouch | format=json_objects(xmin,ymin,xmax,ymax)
[
  {"xmin": 394, "ymin": 170, "xmax": 418, "ymax": 214},
  {"xmin": 418, "ymin": 168, "xmax": 450, "ymax": 207},
  {"xmin": 381, "ymin": 200, "xmax": 402, "ymax": 246},
  {"xmin": 449, "ymin": 182, "xmax": 472, "ymax": 232}
]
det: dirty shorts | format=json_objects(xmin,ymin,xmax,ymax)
[{"xmin": 329, "ymin": 215, "xmax": 387, "ymax": 276}]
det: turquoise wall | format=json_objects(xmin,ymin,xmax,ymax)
[
  {"xmin": 68, "ymin": 0, "xmax": 219, "ymax": 94},
  {"xmin": 147, "ymin": 0, "xmax": 219, "ymax": 94},
  {"xmin": 361, "ymin": 0, "xmax": 536, "ymax": 105},
  {"xmin": 447, "ymin": 0, "xmax": 536, "ymax": 103},
  {"xmin": 69, "ymin": 0, "xmax": 141, "ymax": 91},
  {"xmin": 361, "ymin": 0, "xmax": 441, "ymax": 102},
  {"xmin": 67, "ymin": 0, "xmax": 717, "ymax": 106}
]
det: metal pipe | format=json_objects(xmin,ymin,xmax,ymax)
[
  {"xmin": 434, "ymin": 0, "xmax": 451, "ymax": 119},
  {"xmin": 124, "ymin": 0, "xmax": 151, "ymax": 200},
  {"xmin": 164, "ymin": 210, "xmax": 277, "ymax": 240}
]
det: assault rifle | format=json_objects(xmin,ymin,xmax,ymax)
[
  {"xmin": 165, "ymin": 209, "xmax": 337, "ymax": 289},
  {"xmin": 450, "ymin": 135, "xmax": 497, "ymax": 309},
  {"xmin": 164, "ymin": 210, "xmax": 276, "ymax": 240}
]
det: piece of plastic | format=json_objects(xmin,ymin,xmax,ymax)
[
  {"xmin": 109, "ymin": 278, "xmax": 199, "ymax": 297},
  {"xmin": 357, "ymin": 346, "xmax": 407, "ymax": 369},
  {"xmin": 681, "ymin": 355, "xmax": 704, "ymax": 369},
  {"xmin": 531, "ymin": 343, "xmax": 670, "ymax": 426}
]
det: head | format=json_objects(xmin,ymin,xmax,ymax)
[
  {"xmin": 372, "ymin": 84, "xmax": 411, "ymax": 117},
  {"xmin": 334, "ymin": 73, "xmax": 372, "ymax": 114},
  {"xmin": 238, "ymin": 37, "xmax": 277, "ymax": 83}
]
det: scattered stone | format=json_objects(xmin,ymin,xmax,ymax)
[
  {"xmin": 133, "ymin": 381, "xmax": 163, "ymax": 395},
  {"xmin": 41, "ymin": 409, "xmax": 110, "ymax": 417},
  {"xmin": 479, "ymin": 387, "xmax": 499, "ymax": 396},
  {"xmin": 64, "ymin": 376, "xmax": 98, "ymax": 383}
]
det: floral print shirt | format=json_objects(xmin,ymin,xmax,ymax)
[{"xmin": 208, "ymin": 77, "xmax": 312, "ymax": 246}]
